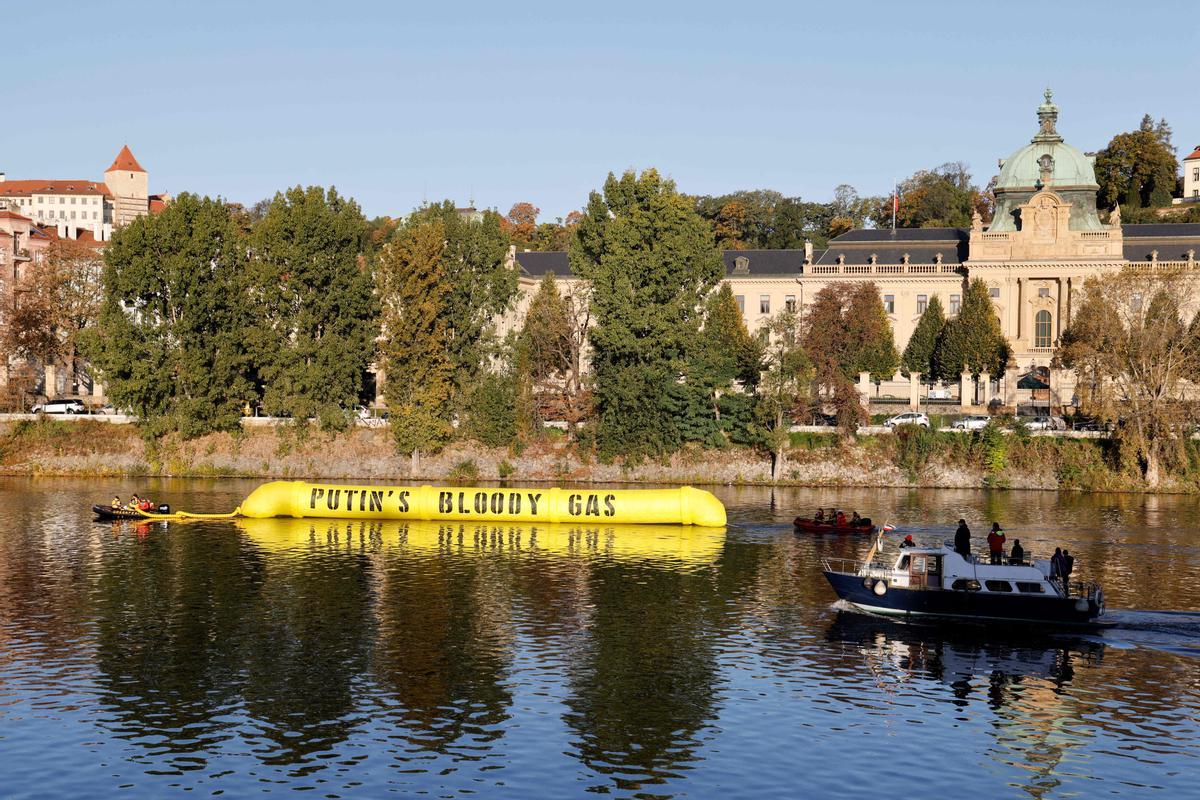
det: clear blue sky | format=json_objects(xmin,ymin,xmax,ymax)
[{"xmin": 5, "ymin": 0, "xmax": 1197, "ymax": 221}]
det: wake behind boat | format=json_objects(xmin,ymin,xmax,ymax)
[{"xmin": 823, "ymin": 535, "xmax": 1105, "ymax": 627}]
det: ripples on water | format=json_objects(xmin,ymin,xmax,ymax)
[{"xmin": 0, "ymin": 478, "xmax": 1198, "ymax": 798}]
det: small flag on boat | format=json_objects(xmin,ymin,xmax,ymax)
[{"xmin": 882, "ymin": 524, "xmax": 896, "ymax": 533}]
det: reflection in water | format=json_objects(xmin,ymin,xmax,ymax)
[{"xmin": 1, "ymin": 478, "xmax": 1199, "ymax": 798}]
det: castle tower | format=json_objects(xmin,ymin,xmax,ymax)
[{"xmin": 104, "ymin": 144, "xmax": 149, "ymax": 227}]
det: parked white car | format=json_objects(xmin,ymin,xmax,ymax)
[
  {"xmin": 884, "ymin": 412, "xmax": 930, "ymax": 428},
  {"xmin": 31, "ymin": 399, "xmax": 87, "ymax": 414},
  {"xmin": 1021, "ymin": 416, "xmax": 1065, "ymax": 431},
  {"xmin": 952, "ymin": 415, "xmax": 990, "ymax": 431}
]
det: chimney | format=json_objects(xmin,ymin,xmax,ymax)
[
  {"xmin": 804, "ymin": 239, "xmax": 813, "ymax": 263},
  {"xmin": 0, "ymin": 172, "xmax": 6, "ymax": 182}
]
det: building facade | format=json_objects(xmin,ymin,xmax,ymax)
[
  {"xmin": 510, "ymin": 91, "xmax": 1200, "ymax": 409},
  {"xmin": 1182, "ymin": 144, "xmax": 1200, "ymax": 203},
  {"xmin": 0, "ymin": 145, "xmax": 163, "ymax": 242}
]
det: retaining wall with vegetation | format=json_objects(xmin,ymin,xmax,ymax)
[{"xmin": 2, "ymin": 417, "xmax": 1187, "ymax": 492}]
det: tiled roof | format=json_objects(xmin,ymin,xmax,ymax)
[
  {"xmin": 830, "ymin": 227, "xmax": 968, "ymax": 243},
  {"xmin": 1122, "ymin": 223, "xmax": 1200, "ymax": 238},
  {"xmin": 1184, "ymin": 146, "xmax": 1200, "ymax": 162},
  {"xmin": 0, "ymin": 210, "xmax": 32, "ymax": 222},
  {"xmin": 0, "ymin": 179, "xmax": 110, "ymax": 197},
  {"xmin": 106, "ymin": 144, "xmax": 145, "ymax": 173},
  {"xmin": 722, "ymin": 249, "xmax": 806, "ymax": 275},
  {"xmin": 515, "ymin": 250, "xmax": 571, "ymax": 277},
  {"xmin": 516, "ymin": 249, "xmax": 812, "ymax": 278}
]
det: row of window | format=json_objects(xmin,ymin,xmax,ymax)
[
  {"xmin": 951, "ymin": 578, "xmax": 1046, "ymax": 593},
  {"xmin": 735, "ymin": 294, "xmax": 797, "ymax": 315},
  {"xmin": 37, "ymin": 210, "xmax": 100, "ymax": 221},
  {"xmin": 35, "ymin": 195, "xmax": 100, "ymax": 205},
  {"xmin": 883, "ymin": 293, "xmax": 963, "ymax": 315},
  {"xmin": 11, "ymin": 196, "xmax": 102, "ymax": 207}
]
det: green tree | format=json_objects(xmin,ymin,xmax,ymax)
[
  {"xmin": 1095, "ymin": 115, "xmax": 1179, "ymax": 210},
  {"xmin": 693, "ymin": 284, "xmax": 761, "ymax": 428},
  {"xmin": 693, "ymin": 189, "xmax": 836, "ymax": 249},
  {"xmin": 902, "ymin": 294, "xmax": 946, "ymax": 379},
  {"xmin": 934, "ymin": 278, "xmax": 1010, "ymax": 378},
  {"xmin": 519, "ymin": 272, "xmax": 573, "ymax": 433},
  {"xmin": 246, "ymin": 186, "xmax": 377, "ymax": 426},
  {"xmin": 377, "ymin": 220, "xmax": 455, "ymax": 473},
  {"xmin": 754, "ymin": 311, "xmax": 811, "ymax": 480},
  {"xmin": 83, "ymin": 193, "xmax": 251, "ymax": 436},
  {"xmin": 404, "ymin": 202, "xmax": 518, "ymax": 415},
  {"xmin": 571, "ymin": 169, "xmax": 724, "ymax": 458},
  {"xmin": 844, "ymin": 283, "xmax": 899, "ymax": 380},
  {"xmin": 868, "ymin": 162, "xmax": 987, "ymax": 229}
]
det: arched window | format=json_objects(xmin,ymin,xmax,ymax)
[{"xmin": 1035, "ymin": 310, "xmax": 1052, "ymax": 348}]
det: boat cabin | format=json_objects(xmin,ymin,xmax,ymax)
[{"xmin": 887, "ymin": 545, "xmax": 1063, "ymax": 598}]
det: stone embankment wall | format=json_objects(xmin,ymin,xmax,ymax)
[{"xmin": 0, "ymin": 419, "xmax": 1081, "ymax": 489}]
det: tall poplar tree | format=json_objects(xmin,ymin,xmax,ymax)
[
  {"xmin": 570, "ymin": 169, "xmax": 724, "ymax": 458},
  {"xmin": 246, "ymin": 186, "xmax": 377, "ymax": 425},
  {"xmin": 934, "ymin": 278, "xmax": 1009, "ymax": 378},
  {"xmin": 902, "ymin": 294, "xmax": 946, "ymax": 379},
  {"xmin": 377, "ymin": 220, "xmax": 455, "ymax": 473},
  {"xmin": 84, "ymin": 193, "xmax": 251, "ymax": 436},
  {"xmin": 403, "ymin": 201, "xmax": 518, "ymax": 410}
]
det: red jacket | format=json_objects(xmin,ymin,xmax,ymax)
[{"xmin": 987, "ymin": 530, "xmax": 1006, "ymax": 552}]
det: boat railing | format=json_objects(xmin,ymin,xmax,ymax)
[{"xmin": 822, "ymin": 557, "xmax": 891, "ymax": 577}]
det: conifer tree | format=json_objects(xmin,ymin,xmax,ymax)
[
  {"xmin": 934, "ymin": 278, "xmax": 1009, "ymax": 378},
  {"xmin": 902, "ymin": 294, "xmax": 946, "ymax": 379},
  {"xmin": 84, "ymin": 193, "xmax": 252, "ymax": 436},
  {"xmin": 377, "ymin": 220, "xmax": 455, "ymax": 473}
]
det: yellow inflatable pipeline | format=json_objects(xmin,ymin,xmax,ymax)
[
  {"xmin": 236, "ymin": 518, "xmax": 727, "ymax": 566},
  {"xmin": 143, "ymin": 480, "xmax": 727, "ymax": 527},
  {"xmin": 240, "ymin": 481, "xmax": 726, "ymax": 527}
]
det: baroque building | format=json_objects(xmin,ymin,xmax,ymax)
[{"xmin": 511, "ymin": 91, "xmax": 1200, "ymax": 409}]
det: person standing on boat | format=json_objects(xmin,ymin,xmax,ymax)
[
  {"xmin": 954, "ymin": 519, "xmax": 972, "ymax": 560},
  {"xmin": 987, "ymin": 523, "xmax": 1006, "ymax": 565},
  {"xmin": 1063, "ymin": 549, "xmax": 1075, "ymax": 583},
  {"xmin": 1050, "ymin": 547, "xmax": 1065, "ymax": 580},
  {"xmin": 1009, "ymin": 539, "xmax": 1025, "ymax": 565},
  {"xmin": 900, "ymin": 534, "xmax": 916, "ymax": 548}
]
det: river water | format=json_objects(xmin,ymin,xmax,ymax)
[{"xmin": 1, "ymin": 477, "xmax": 1198, "ymax": 798}]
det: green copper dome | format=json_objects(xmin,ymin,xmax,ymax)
[
  {"xmin": 995, "ymin": 89, "xmax": 1098, "ymax": 190},
  {"xmin": 990, "ymin": 90, "xmax": 1103, "ymax": 232}
]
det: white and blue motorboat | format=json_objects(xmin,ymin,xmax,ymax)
[{"xmin": 823, "ymin": 535, "xmax": 1105, "ymax": 626}]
